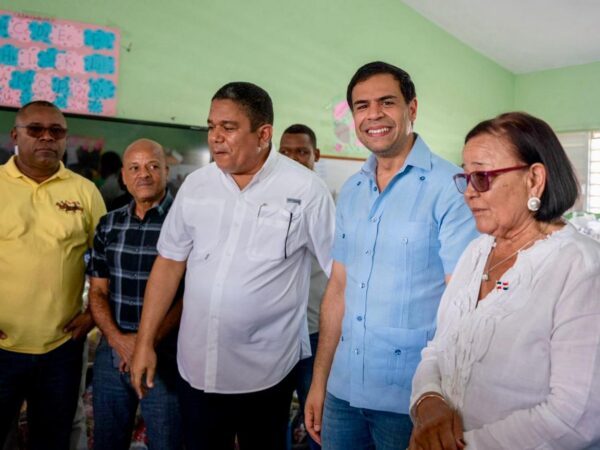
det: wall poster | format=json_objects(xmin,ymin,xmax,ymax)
[
  {"xmin": 327, "ymin": 95, "xmax": 369, "ymax": 160},
  {"xmin": 0, "ymin": 10, "xmax": 120, "ymax": 116}
]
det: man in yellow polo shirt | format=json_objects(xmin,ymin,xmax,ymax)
[{"xmin": 0, "ymin": 101, "xmax": 106, "ymax": 450}]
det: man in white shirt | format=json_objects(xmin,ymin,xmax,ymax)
[{"xmin": 130, "ymin": 82, "xmax": 335, "ymax": 450}]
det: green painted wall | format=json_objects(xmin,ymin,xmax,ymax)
[
  {"xmin": 514, "ymin": 61, "xmax": 600, "ymax": 133},
  {"xmin": 5, "ymin": 0, "xmax": 514, "ymax": 162}
]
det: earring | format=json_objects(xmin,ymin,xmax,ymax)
[
  {"xmin": 527, "ymin": 196, "xmax": 541, "ymax": 212},
  {"xmin": 14, "ymin": 145, "xmax": 19, "ymax": 156}
]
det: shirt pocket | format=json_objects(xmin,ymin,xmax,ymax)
[
  {"xmin": 246, "ymin": 204, "xmax": 300, "ymax": 262},
  {"xmin": 367, "ymin": 326, "xmax": 429, "ymax": 389},
  {"xmin": 397, "ymin": 221, "xmax": 432, "ymax": 271},
  {"xmin": 38, "ymin": 194, "xmax": 87, "ymax": 244},
  {"xmin": 182, "ymin": 198, "xmax": 224, "ymax": 261}
]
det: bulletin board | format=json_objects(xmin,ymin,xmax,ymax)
[{"xmin": 0, "ymin": 10, "xmax": 119, "ymax": 116}]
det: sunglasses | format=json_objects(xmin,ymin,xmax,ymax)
[
  {"xmin": 453, "ymin": 165, "xmax": 529, "ymax": 193},
  {"xmin": 15, "ymin": 124, "xmax": 68, "ymax": 140}
]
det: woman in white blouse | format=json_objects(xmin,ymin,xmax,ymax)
[{"xmin": 409, "ymin": 112, "xmax": 600, "ymax": 450}]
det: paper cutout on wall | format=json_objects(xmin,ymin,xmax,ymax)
[
  {"xmin": 328, "ymin": 96, "xmax": 369, "ymax": 159},
  {"xmin": 0, "ymin": 10, "xmax": 119, "ymax": 116}
]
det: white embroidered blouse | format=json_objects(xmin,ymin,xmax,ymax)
[{"xmin": 411, "ymin": 224, "xmax": 600, "ymax": 449}]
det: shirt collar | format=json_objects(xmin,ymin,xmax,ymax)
[
  {"xmin": 5, "ymin": 156, "xmax": 70, "ymax": 182},
  {"xmin": 126, "ymin": 189, "xmax": 174, "ymax": 219},
  {"xmin": 360, "ymin": 133, "xmax": 432, "ymax": 178}
]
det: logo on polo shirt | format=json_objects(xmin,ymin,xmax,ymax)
[{"xmin": 56, "ymin": 200, "xmax": 84, "ymax": 213}]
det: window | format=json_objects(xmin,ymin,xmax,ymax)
[
  {"xmin": 558, "ymin": 131, "xmax": 600, "ymax": 213},
  {"xmin": 590, "ymin": 132, "xmax": 600, "ymax": 213}
]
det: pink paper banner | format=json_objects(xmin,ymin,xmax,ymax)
[
  {"xmin": 0, "ymin": 10, "xmax": 120, "ymax": 116},
  {"xmin": 329, "ymin": 96, "xmax": 369, "ymax": 158}
]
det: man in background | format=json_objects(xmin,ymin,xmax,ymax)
[
  {"xmin": 305, "ymin": 61, "xmax": 478, "ymax": 449},
  {"xmin": 0, "ymin": 101, "xmax": 106, "ymax": 450},
  {"xmin": 130, "ymin": 82, "xmax": 335, "ymax": 450},
  {"xmin": 98, "ymin": 150, "xmax": 125, "ymax": 207},
  {"xmin": 279, "ymin": 123, "xmax": 326, "ymax": 450}
]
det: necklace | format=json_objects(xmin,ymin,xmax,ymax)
[{"xmin": 481, "ymin": 236, "xmax": 540, "ymax": 282}]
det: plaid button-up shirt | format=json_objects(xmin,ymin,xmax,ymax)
[{"xmin": 87, "ymin": 191, "xmax": 175, "ymax": 331}]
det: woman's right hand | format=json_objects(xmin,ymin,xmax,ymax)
[{"xmin": 410, "ymin": 395, "xmax": 466, "ymax": 450}]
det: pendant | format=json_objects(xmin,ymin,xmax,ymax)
[{"xmin": 482, "ymin": 273, "xmax": 489, "ymax": 281}]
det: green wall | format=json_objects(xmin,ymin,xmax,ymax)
[
  {"xmin": 514, "ymin": 61, "xmax": 600, "ymax": 133},
  {"xmin": 6, "ymin": 0, "xmax": 515, "ymax": 162}
]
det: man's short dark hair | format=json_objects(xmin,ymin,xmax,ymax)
[
  {"xmin": 282, "ymin": 124, "xmax": 317, "ymax": 148},
  {"xmin": 212, "ymin": 82, "xmax": 273, "ymax": 131},
  {"xmin": 346, "ymin": 61, "xmax": 416, "ymax": 109},
  {"xmin": 15, "ymin": 100, "xmax": 63, "ymax": 124},
  {"xmin": 465, "ymin": 112, "xmax": 579, "ymax": 222}
]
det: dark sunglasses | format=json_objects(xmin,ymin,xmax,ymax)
[
  {"xmin": 15, "ymin": 124, "xmax": 68, "ymax": 140},
  {"xmin": 453, "ymin": 165, "xmax": 529, "ymax": 193}
]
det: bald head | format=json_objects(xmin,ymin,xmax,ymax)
[
  {"xmin": 121, "ymin": 138, "xmax": 169, "ymax": 207},
  {"xmin": 123, "ymin": 138, "xmax": 166, "ymax": 162}
]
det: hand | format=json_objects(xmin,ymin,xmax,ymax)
[
  {"xmin": 107, "ymin": 332, "xmax": 137, "ymax": 373},
  {"xmin": 130, "ymin": 342, "xmax": 157, "ymax": 399},
  {"xmin": 305, "ymin": 383, "xmax": 326, "ymax": 445},
  {"xmin": 0, "ymin": 330, "xmax": 6, "ymax": 339},
  {"xmin": 410, "ymin": 395, "xmax": 465, "ymax": 450},
  {"xmin": 64, "ymin": 310, "xmax": 95, "ymax": 340}
]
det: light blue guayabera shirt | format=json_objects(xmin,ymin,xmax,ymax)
[{"xmin": 327, "ymin": 135, "xmax": 478, "ymax": 414}]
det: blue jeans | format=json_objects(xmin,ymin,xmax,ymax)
[
  {"xmin": 295, "ymin": 332, "xmax": 321, "ymax": 450},
  {"xmin": 321, "ymin": 393, "xmax": 413, "ymax": 450},
  {"xmin": 92, "ymin": 337, "xmax": 182, "ymax": 450},
  {"xmin": 0, "ymin": 338, "xmax": 84, "ymax": 450}
]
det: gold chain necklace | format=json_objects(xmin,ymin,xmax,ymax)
[{"xmin": 481, "ymin": 236, "xmax": 540, "ymax": 282}]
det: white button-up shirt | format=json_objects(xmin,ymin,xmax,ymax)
[
  {"xmin": 411, "ymin": 224, "xmax": 600, "ymax": 449},
  {"xmin": 158, "ymin": 149, "xmax": 335, "ymax": 393}
]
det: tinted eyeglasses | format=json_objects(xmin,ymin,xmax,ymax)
[
  {"xmin": 453, "ymin": 165, "xmax": 529, "ymax": 193},
  {"xmin": 14, "ymin": 124, "xmax": 68, "ymax": 140}
]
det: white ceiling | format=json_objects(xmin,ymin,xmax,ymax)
[{"xmin": 401, "ymin": 0, "xmax": 600, "ymax": 74}]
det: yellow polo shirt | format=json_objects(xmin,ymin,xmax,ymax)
[{"xmin": 0, "ymin": 157, "xmax": 106, "ymax": 354}]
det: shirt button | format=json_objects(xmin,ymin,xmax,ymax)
[
  {"xmin": 402, "ymin": 237, "xmax": 408, "ymax": 243},
  {"xmin": 373, "ymin": 187, "xmax": 377, "ymax": 192},
  {"xmin": 370, "ymin": 217, "xmax": 377, "ymax": 223},
  {"xmin": 420, "ymin": 176, "xmax": 426, "ymax": 181},
  {"xmin": 354, "ymin": 348, "xmax": 360, "ymax": 355},
  {"xmin": 365, "ymin": 250, "xmax": 370, "ymax": 255},
  {"xmin": 360, "ymin": 282, "xmax": 366, "ymax": 288},
  {"xmin": 394, "ymin": 349, "xmax": 402, "ymax": 355},
  {"xmin": 356, "ymin": 316, "xmax": 363, "ymax": 322}
]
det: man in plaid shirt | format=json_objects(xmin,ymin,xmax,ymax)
[{"xmin": 87, "ymin": 139, "xmax": 183, "ymax": 450}]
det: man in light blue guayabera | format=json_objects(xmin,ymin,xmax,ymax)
[{"xmin": 305, "ymin": 61, "xmax": 478, "ymax": 450}]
